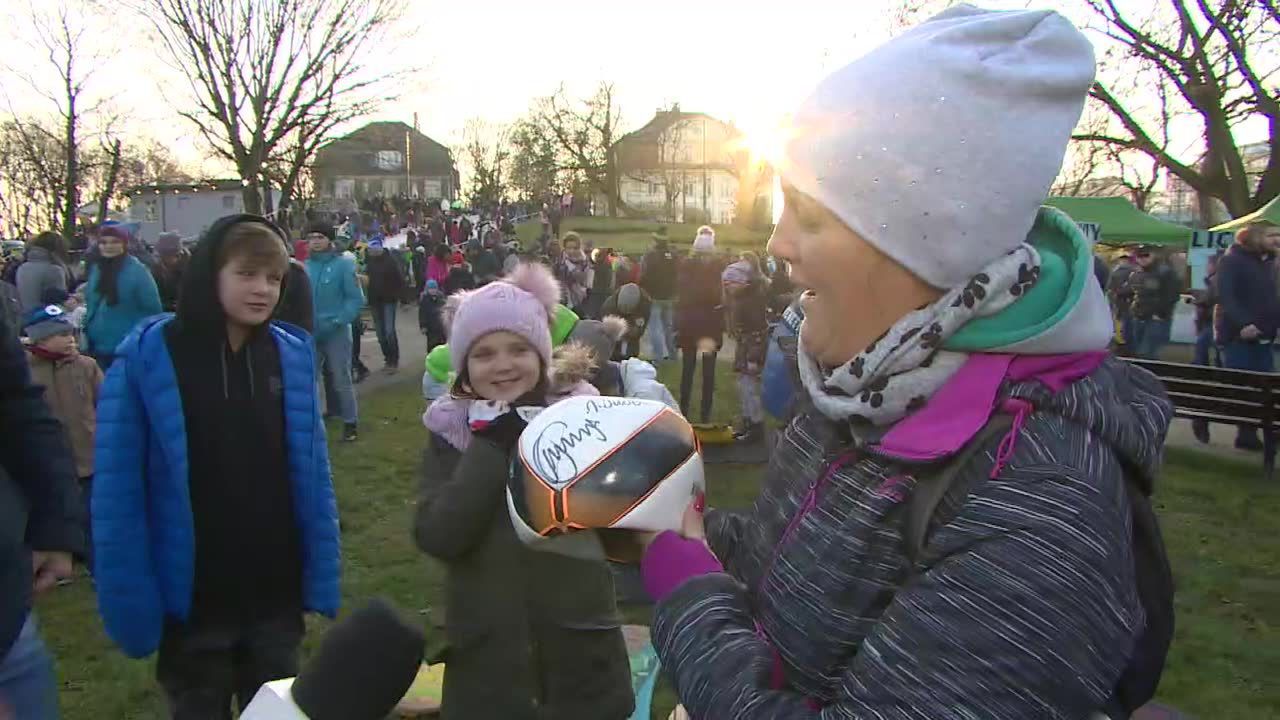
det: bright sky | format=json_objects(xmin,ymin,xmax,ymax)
[{"xmin": 2, "ymin": 0, "xmax": 1211, "ymax": 183}]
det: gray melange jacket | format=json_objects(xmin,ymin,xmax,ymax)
[
  {"xmin": 652, "ymin": 357, "xmax": 1172, "ymax": 718},
  {"xmin": 15, "ymin": 247, "xmax": 68, "ymax": 315}
]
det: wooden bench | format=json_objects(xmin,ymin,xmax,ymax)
[{"xmin": 1128, "ymin": 358, "xmax": 1278, "ymax": 480}]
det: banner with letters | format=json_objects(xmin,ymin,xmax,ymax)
[{"xmin": 1187, "ymin": 230, "xmax": 1233, "ymax": 290}]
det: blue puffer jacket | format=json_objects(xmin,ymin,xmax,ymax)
[
  {"xmin": 83, "ymin": 255, "xmax": 163, "ymax": 358},
  {"xmin": 304, "ymin": 251, "xmax": 364, "ymax": 342},
  {"xmin": 93, "ymin": 315, "xmax": 341, "ymax": 658}
]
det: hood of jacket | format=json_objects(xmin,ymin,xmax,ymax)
[
  {"xmin": 173, "ymin": 214, "xmax": 290, "ymax": 345},
  {"xmin": 945, "ymin": 206, "xmax": 1115, "ymax": 355},
  {"xmin": 620, "ymin": 356, "xmax": 658, "ymax": 386},
  {"xmin": 24, "ymin": 246, "xmax": 60, "ymax": 266}
]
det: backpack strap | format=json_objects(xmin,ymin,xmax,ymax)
[
  {"xmin": 901, "ymin": 413, "xmax": 1015, "ymax": 567},
  {"xmin": 900, "ymin": 411, "xmax": 1175, "ymax": 718}
]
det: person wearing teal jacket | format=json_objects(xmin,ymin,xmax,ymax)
[
  {"xmin": 303, "ymin": 223, "xmax": 364, "ymax": 441},
  {"xmin": 83, "ymin": 224, "xmax": 163, "ymax": 370}
]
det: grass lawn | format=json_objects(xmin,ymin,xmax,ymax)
[
  {"xmin": 515, "ymin": 215, "xmax": 771, "ymax": 256},
  {"xmin": 36, "ymin": 364, "xmax": 1280, "ymax": 719}
]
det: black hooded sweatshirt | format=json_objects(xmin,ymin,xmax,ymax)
[{"xmin": 163, "ymin": 214, "xmax": 302, "ymax": 625}]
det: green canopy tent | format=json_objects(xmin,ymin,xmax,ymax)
[
  {"xmin": 1045, "ymin": 196, "xmax": 1192, "ymax": 247},
  {"xmin": 1211, "ymin": 194, "xmax": 1280, "ymax": 233}
]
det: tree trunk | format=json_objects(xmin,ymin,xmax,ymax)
[
  {"xmin": 262, "ymin": 181, "xmax": 275, "ymax": 218},
  {"xmin": 241, "ymin": 180, "xmax": 262, "ymax": 214},
  {"xmin": 1198, "ymin": 149, "xmax": 1228, "ymax": 227},
  {"xmin": 97, "ymin": 139, "xmax": 122, "ymax": 224},
  {"xmin": 62, "ymin": 89, "xmax": 78, "ymax": 241}
]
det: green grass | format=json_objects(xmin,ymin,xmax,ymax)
[
  {"xmin": 516, "ymin": 216, "xmax": 771, "ymax": 256},
  {"xmin": 35, "ymin": 372, "xmax": 1280, "ymax": 719},
  {"xmin": 1151, "ymin": 447, "xmax": 1280, "ymax": 718}
]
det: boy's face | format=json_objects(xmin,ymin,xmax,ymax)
[
  {"xmin": 38, "ymin": 332, "xmax": 77, "ymax": 356},
  {"xmin": 307, "ymin": 232, "xmax": 331, "ymax": 253},
  {"xmin": 218, "ymin": 255, "xmax": 284, "ymax": 329}
]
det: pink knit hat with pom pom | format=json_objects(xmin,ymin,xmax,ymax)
[{"xmin": 446, "ymin": 263, "xmax": 561, "ymax": 373}]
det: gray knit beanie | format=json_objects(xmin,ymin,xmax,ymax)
[{"xmin": 781, "ymin": 4, "xmax": 1095, "ymax": 289}]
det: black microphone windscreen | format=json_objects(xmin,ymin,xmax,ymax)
[{"xmin": 292, "ymin": 597, "xmax": 426, "ymax": 720}]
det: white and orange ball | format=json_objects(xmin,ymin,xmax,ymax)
[{"xmin": 508, "ymin": 396, "xmax": 704, "ymax": 561}]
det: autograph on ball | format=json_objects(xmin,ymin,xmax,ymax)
[{"xmin": 532, "ymin": 419, "xmax": 608, "ymax": 485}]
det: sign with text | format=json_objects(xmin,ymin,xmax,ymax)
[
  {"xmin": 1078, "ymin": 222, "xmax": 1101, "ymax": 246},
  {"xmin": 1187, "ymin": 230, "xmax": 1234, "ymax": 290}
]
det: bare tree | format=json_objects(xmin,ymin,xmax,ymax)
[
  {"xmin": 1076, "ymin": 1, "xmax": 1279, "ymax": 219},
  {"xmin": 263, "ymin": 109, "xmax": 343, "ymax": 226},
  {"xmin": 527, "ymin": 82, "xmax": 633, "ymax": 217},
  {"xmin": 651, "ymin": 109, "xmax": 688, "ymax": 222},
  {"xmin": 0, "ymin": 118, "xmax": 63, "ymax": 236},
  {"xmin": 141, "ymin": 0, "xmax": 409, "ymax": 214},
  {"xmin": 3, "ymin": 0, "xmax": 112, "ymax": 240},
  {"xmin": 508, "ymin": 119, "xmax": 560, "ymax": 203},
  {"xmin": 461, "ymin": 119, "xmax": 511, "ymax": 208},
  {"xmin": 95, "ymin": 138, "xmax": 122, "ymax": 223}
]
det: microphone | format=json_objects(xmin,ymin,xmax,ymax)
[{"xmin": 242, "ymin": 597, "xmax": 426, "ymax": 720}]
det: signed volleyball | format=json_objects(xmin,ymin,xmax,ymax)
[{"xmin": 508, "ymin": 396, "xmax": 704, "ymax": 560}]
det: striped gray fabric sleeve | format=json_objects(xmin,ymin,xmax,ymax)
[
  {"xmin": 652, "ymin": 464, "xmax": 1141, "ymax": 719},
  {"xmin": 704, "ymin": 508, "xmax": 748, "ymax": 576}
]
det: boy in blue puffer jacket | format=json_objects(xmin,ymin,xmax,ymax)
[{"xmin": 93, "ymin": 215, "xmax": 341, "ymax": 716}]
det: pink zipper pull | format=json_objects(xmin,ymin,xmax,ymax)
[{"xmin": 990, "ymin": 398, "xmax": 1032, "ymax": 479}]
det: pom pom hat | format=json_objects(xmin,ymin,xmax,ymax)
[
  {"xmin": 779, "ymin": 4, "xmax": 1096, "ymax": 289},
  {"xmin": 446, "ymin": 263, "xmax": 561, "ymax": 373}
]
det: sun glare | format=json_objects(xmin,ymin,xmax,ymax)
[{"xmin": 735, "ymin": 115, "xmax": 794, "ymax": 168}]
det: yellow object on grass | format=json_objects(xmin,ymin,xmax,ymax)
[
  {"xmin": 693, "ymin": 423, "xmax": 735, "ymax": 446},
  {"xmin": 395, "ymin": 663, "xmax": 445, "ymax": 716}
]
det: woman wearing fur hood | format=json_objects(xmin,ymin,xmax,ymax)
[{"xmin": 413, "ymin": 263, "xmax": 634, "ymax": 720}]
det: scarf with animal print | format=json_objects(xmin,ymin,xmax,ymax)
[{"xmin": 798, "ymin": 244, "xmax": 1041, "ymax": 430}]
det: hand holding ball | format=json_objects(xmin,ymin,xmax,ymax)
[{"xmin": 508, "ymin": 397, "xmax": 705, "ymax": 562}]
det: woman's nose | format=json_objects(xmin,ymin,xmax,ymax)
[{"xmin": 766, "ymin": 225, "xmax": 794, "ymax": 262}]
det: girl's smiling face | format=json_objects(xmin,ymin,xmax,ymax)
[{"xmin": 465, "ymin": 331, "xmax": 542, "ymax": 402}]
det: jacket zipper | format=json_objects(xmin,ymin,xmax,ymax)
[{"xmin": 757, "ymin": 449, "xmax": 857, "ymax": 594}]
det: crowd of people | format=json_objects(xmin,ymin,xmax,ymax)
[
  {"xmin": 4, "ymin": 4, "xmax": 1280, "ymax": 719},
  {"xmin": 1097, "ymin": 223, "xmax": 1280, "ymax": 451}
]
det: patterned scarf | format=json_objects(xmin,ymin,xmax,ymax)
[{"xmin": 799, "ymin": 244, "xmax": 1041, "ymax": 429}]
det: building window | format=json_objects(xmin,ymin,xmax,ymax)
[
  {"xmin": 144, "ymin": 199, "xmax": 158, "ymax": 222},
  {"xmin": 375, "ymin": 150, "xmax": 404, "ymax": 170}
]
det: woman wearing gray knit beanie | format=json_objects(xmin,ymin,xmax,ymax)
[{"xmin": 637, "ymin": 5, "xmax": 1174, "ymax": 719}]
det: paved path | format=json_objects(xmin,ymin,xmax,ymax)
[
  {"xmin": 1165, "ymin": 417, "xmax": 1269, "ymax": 464},
  {"xmin": 354, "ymin": 304, "xmax": 430, "ymax": 396}
]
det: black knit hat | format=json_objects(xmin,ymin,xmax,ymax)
[{"xmin": 305, "ymin": 222, "xmax": 335, "ymax": 243}]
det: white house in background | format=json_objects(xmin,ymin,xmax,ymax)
[
  {"xmin": 127, "ymin": 180, "xmax": 281, "ymax": 244},
  {"xmin": 610, "ymin": 108, "xmax": 764, "ymax": 224}
]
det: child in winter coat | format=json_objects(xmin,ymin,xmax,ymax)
[
  {"xmin": 93, "ymin": 216, "xmax": 341, "ymax": 714},
  {"xmin": 23, "ymin": 305, "xmax": 103, "ymax": 568},
  {"xmin": 419, "ymin": 278, "xmax": 446, "ymax": 349},
  {"xmin": 413, "ymin": 263, "xmax": 633, "ymax": 720}
]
